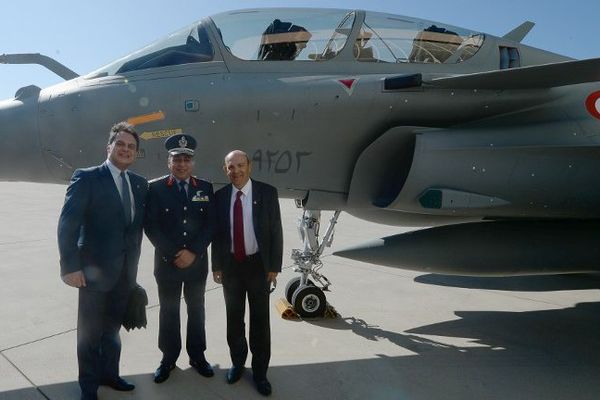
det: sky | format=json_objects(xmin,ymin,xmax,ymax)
[{"xmin": 1, "ymin": 0, "xmax": 599, "ymax": 100}]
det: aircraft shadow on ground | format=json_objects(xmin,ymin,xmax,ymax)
[
  {"xmin": 3, "ymin": 303, "xmax": 600, "ymax": 400},
  {"xmin": 414, "ymin": 272, "xmax": 600, "ymax": 291},
  {"xmin": 304, "ymin": 301, "xmax": 600, "ymax": 399}
]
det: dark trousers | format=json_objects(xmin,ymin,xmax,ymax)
[
  {"xmin": 77, "ymin": 270, "xmax": 130, "ymax": 399},
  {"xmin": 157, "ymin": 275, "xmax": 208, "ymax": 364},
  {"xmin": 223, "ymin": 254, "xmax": 271, "ymax": 380}
]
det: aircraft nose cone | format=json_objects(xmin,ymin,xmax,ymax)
[{"xmin": 0, "ymin": 95, "xmax": 52, "ymax": 182}]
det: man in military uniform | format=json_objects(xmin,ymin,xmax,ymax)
[{"xmin": 144, "ymin": 133, "xmax": 216, "ymax": 383}]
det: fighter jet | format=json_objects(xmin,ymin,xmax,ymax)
[{"xmin": 2, "ymin": 8, "xmax": 600, "ymax": 317}]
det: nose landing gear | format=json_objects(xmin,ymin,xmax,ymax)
[{"xmin": 286, "ymin": 209, "xmax": 341, "ymax": 318}]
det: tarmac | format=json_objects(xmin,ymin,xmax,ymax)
[{"xmin": 1, "ymin": 181, "xmax": 599, "ymax": 400}]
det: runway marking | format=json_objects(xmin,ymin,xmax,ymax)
[
  {"xmin": 0, "ymin": 238, "xmax": 49, "ymax": 247},
  {"xmin": 1, "ymin": 350, "xmax": 53, "ymax": 399}
]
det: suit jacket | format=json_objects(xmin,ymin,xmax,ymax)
[
  {"xmin": 144, "ymin": 175, "xmax": 215, "ymax": 281},
  {"xmin": 57, "ymin": 162, "xmax": 148, "ymax": 292},
  {"xmin": 212, "ymin": 179, "xmax": 283, "ymax": 274}
]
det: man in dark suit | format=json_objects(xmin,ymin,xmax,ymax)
[
  {"xmin": 212, "ymin": 150, "xmax": 283, "ymax": 397},
  {"xmin": 144, "ymin": 134, "xmax": 216, "ymax": 383},
  {"xmin": 57, "ymin": 122, "xmax": 148, "ymax": 400}
]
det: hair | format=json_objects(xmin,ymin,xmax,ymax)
[
  {"xmin": 108, "ymin": 121, "xmax": 140, "ymax": 148},
  {"xmin": 224, "ymin": 150, "xmax": 251, "ymax": 166}
]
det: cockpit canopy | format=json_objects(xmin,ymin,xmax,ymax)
[
  {"xmin": 359, "ymin": 13, "xmax": 484, "ymax": 64},
  {"xmin": 86, "ymin": 21, "xmax": 215, "ymax": 78},
  {"xmin": 212, "ymin": 8, "xmax": 356, "ymax": 61},
  {"xmin": 213, "ymin": 9, "xmax": 484, "ymax": 63},
  {"xmin": 86, "ymin": 8, "xmax": 484, "ymax": 77}
]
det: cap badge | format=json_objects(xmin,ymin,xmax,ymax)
[{"xmin": 178, "ymin": 136, "xmax": 188, "ymax": 148}]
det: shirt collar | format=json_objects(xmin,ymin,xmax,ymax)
[
  {"xmin": 173, "ymin": 176, "xmax": 189, "ymax": 185},
  {"xmin": 106, "ymin": 159, "xmax": 128, "ymax": 178},
  {"xmin": 235, "ymin": 179, "xmax": 252, "ymax": 196}
]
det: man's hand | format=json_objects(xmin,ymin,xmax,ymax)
[
  {"xmin": 174, "ymin": 249, "xmax": 196, "ymax": 269},
  {"xmin": 62, "ymin": 271, "xmax": 86, "ymax": 288},
  {"xmin": 267, "ymin": 272, "xmax": 278, "ymax": 293},
  {"xmin": 213, "ymin": 271, "xmax": 223, "ymax": 284}
]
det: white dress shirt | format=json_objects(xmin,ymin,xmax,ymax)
[
  {"xmin": 106, "ymin": 159, "xmax": 135, "ymax": 221},
  {"xmin": 229, "ymin": 179, "xmax": 259, "ymax": 255}
]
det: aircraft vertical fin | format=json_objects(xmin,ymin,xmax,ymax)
[{"xmin": 502, "ymin": 21, "xmax": 535, "ymax": 42}]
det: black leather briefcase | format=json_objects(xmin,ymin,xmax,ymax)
[{"xmin": 122, "ymin": 284, "xmax": 148, "ymax": 331}]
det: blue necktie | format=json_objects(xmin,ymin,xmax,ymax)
[
  {"xmin": 120, "ymin": 171, "xmax": 132, "ymax": 224},
  {"xmin": 179, "ymin": 180, "xmax": 188, "ymax": 203}
]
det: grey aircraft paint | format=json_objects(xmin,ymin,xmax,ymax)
[{"xmin": 1, "ymin": 8, "xmax": 600, "ymax": 276}]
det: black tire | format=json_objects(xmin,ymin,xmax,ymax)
[
  {"xmin": 284, "ymin": 277, "xmax": 315, "ymax": 304},
  {"xmin": 292, "ymin": 285, "xmax": 326, "ymax": 318}
]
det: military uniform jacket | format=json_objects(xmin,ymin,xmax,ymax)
[{"xmin": 144, "ymin": 175, "xmax": 216, "ymax": 281}]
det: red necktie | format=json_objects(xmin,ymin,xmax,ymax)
[{"xmin": 233, "ymin": 190, "xmax": 246, "ymax": 262}]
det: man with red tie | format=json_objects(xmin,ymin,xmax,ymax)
[{"xmin": 212, "ymin": 150, "xmax": 283, "ymax": 397}]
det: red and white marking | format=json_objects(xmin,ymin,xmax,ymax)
[
  {"xmin": 585, "ymin": 91, "xmax": 600, "ymax": 120},
  {"xmin": 337, "ymin": 78, "xmax": 359, "ymax": 96}
]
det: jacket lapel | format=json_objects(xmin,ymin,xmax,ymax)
[
  {"xmin": 166, "ymin": 175, "xmax": 189, "ymax": 205},
  {"xmin": 129, "ymin": 173, "xmax": 146, "ymax": 224},
  {"xmin": 224, "ymin": 184, "xmax": 233, "ymax": 228},
  {"xmin": 222, "ymin": 184, "xmax": 233, "ymax": 249},
  {"xmin": 251, "ymin": 180, "xmax": 260, "ymax": 238},
  {"xmin": 99, "ymin": 162, "xmax": 126, "ymax": 221}
]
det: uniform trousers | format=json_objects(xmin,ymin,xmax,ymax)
[{"xmin": 157, "ymin": 275, "xmax": 208, "ymax": 364}]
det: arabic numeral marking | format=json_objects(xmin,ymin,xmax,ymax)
[{"xmin": 252, "ymin": 150, "xmax": 312, "ymax": 173}]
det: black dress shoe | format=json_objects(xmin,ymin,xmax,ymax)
[
  {"xmin": 189, "ymin": 358, "xmax": 214, "ymax": 377},
  {"xmin": 226, "ymin": 366, "xmax": 245, "ymax": 384},
  {"xmin": 154, "ymin": 362, "xmax": 175, "ymax": 383},
  {"xmin": 255, "ymin": 379, "xmax": 272, "ymax": 396},
  {"xmin": 100, "ymin": 377, "xmax": 135, "ymax": 391}
]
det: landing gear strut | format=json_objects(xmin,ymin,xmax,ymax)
[{"xmin": 286, "ymin": 209, "xmax": 341, "ymax": 318}]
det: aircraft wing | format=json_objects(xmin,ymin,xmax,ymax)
[{"xmin": 429, "ymin": 57, "xmax": 600, "ymax": 89}]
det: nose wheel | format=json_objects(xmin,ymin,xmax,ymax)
[
  {"xmin": 292, "ymin": 285, "xmax": 326, "ymax": 318},
  {"xmin": 286, "ymin": 209, "xmax": 341, "ymax": 318},
  {"xmin": 284, "ymin": 276, "xmax": 314, "ymax": 304}
]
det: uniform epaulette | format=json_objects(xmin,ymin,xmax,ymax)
[
  {"xmin": 192, "ymin": 175, "xmax": 212, "ymax": 184},
  {"xmin": 149, "ymin": 175, "xmax": 169, "ymax": 184}
]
